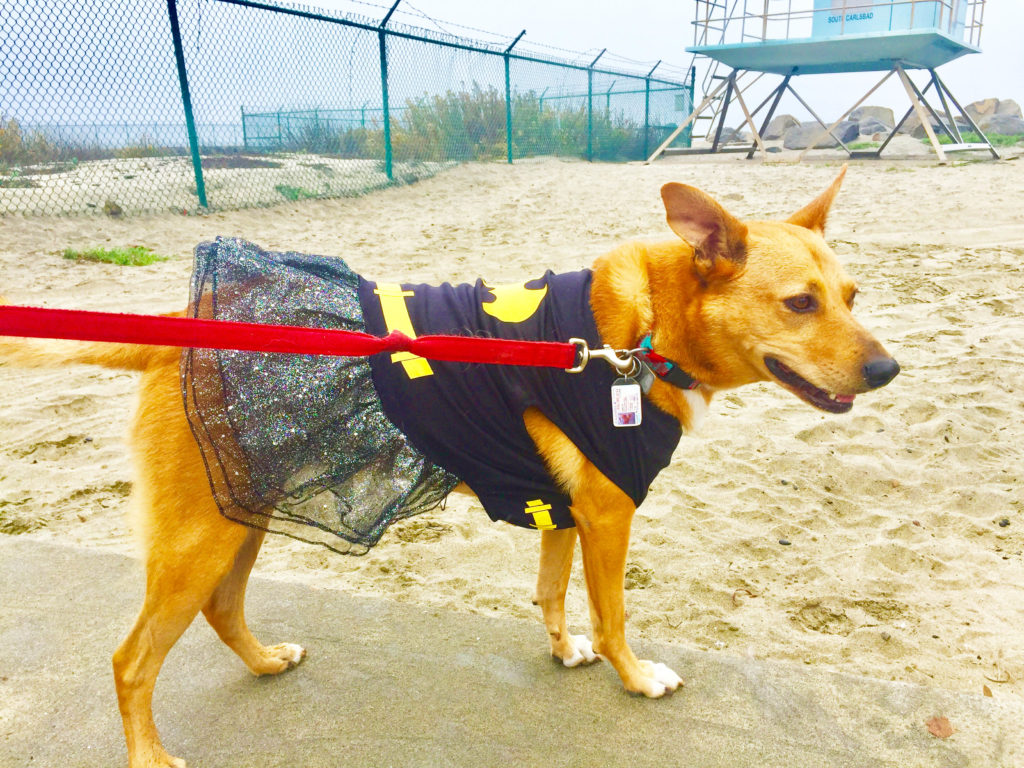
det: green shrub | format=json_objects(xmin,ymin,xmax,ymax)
[
  {"xmin": 0, "ymin": 115, "xmax": 62, "ymax": 166},
  {"xmin": 274, "ymin": 184, "xmax": 318, "ymax": 201},
  {"xmin": 116, "ymin": 140, "xmax": 169, "ymax": 159},
  {"xmin": 257, "ymin": 84, "xmax": 665, "ymax": 164}
]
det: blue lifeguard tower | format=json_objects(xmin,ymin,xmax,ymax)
[{"xmin": 648, "ymin": 0, "xmax": 997, "ymax": 161}]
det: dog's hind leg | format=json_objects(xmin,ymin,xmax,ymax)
[
  {"xmin": 113, "ymin": 508, "xmax": 252, "ymax": 768},
  {"xmin": 534, "ymin": 528, "xmax": 597, "ymax": 667},
  {"xmin": 113, "ymin": 362, "xmax": 303, "ymax": 768},
  {"xmin": 201, "ymin": 527, "xmax": 306, "ymax": 675}
]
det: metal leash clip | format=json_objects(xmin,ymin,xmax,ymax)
[{"xmin": 566, "ymin": 337, "xmax": 641, "ymax": 377}]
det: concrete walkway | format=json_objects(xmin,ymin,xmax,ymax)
[{"xmin": 0, "ymin": 537, "xmax": 1021, "ymax": 768}]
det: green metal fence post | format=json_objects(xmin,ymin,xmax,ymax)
[
  {"xmin": 378, "ymin": 0, "xmax": 401, "ymax": 181},
  {"xmin": 642, "ymin": 60, "xmax": 660, "ymax": 161},
  {"xmin": 504, "ymin": 30, "xmax": 526, "ymax": 165},
  {"xmin": 586, "ymin": 49, "xmax": 605, "ymax": 162},
  {"xmin": 165, "ymin": 0, "xmax": 207, "ymax": 208}
]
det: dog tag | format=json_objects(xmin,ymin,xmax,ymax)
[
  {"xmin": 635, "ymin": 360, "xmax": 656, "ymax": 394},
  {"xmin": 611, "ymin": 377, "xmax": 642, "ymax": 427}
]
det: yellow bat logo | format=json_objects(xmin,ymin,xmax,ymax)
[
  {"xmin": 481, "ymin": 281, "xmax": 548, "ymax": 324},
  {"xmin": 525, "ymin": 499, "xmax": 557, "ymax": 530}
]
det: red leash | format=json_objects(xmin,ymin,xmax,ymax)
[{"xmin": 0, "ymin": 305, "xmax": 579, "ymax": 369}]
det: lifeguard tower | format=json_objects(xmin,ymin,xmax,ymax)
[{"xmin": 649, "ymin": 1, "xmax": 997, "ymax": 162}]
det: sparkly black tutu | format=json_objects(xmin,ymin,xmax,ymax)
[{"xmin": 182, "ymin": 237, "xmax": 458, "ymax": 553}]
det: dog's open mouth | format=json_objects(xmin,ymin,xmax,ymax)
[{"xmin": 764, "ymin": 357, "xmax": 855, "ymax": 414}]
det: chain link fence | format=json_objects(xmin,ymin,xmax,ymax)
[{"xmin": 1, "ymin": 0, "xmax": 694, "ymax": 216}]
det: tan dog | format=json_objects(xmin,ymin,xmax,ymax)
[{"xmin": 1, "ymin": 167, "xmax": 898, "ymax": 768}]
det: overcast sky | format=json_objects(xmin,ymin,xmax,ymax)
[{"xmin": 310, "ymin": 0, "xmax": 1023, "ymax": 121}]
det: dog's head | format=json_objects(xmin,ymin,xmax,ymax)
[{"xmin": 656, "ymin": 166, "xmax": 898, "ymax": 413}]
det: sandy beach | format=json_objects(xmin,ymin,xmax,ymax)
[{"xmin": 1, "ymin": 149, "xmax": 1022, "ymax": 702}]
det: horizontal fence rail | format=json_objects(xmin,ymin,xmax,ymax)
[{"xmin": 1, "ymin": 0, "xmax": 694, "ymax": 216}]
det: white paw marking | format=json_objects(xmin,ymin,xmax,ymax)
[
  {"xmin": 649, "ymin": 661, "xmax": 682, "ymax": 691},
  {"xmin": 281, "ymin": 643, "xmax": 305, "ymax": 665},
  {"xmin": 637, "ymin": 660, "xmax": 683, "ymax": 697},
  {"xmin": 561, "ymin": 634, "xmax": 598, "ymax": 667},
  {"xmin": 683, "ymin": 389, "xmax": 708, "ymax": 433}
]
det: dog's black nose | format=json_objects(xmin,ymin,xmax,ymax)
[{"xmin": 863, "ymin": 357, "xmax": 900, "ymax": 389}]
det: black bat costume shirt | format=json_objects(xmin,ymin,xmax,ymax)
[{"xmin": 357, "ymin": 269, "xmax": 683, "ymax": 531}]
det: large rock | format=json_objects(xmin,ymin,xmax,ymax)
[
  {"xmin": 995, "ymin": 99, "xmax": 1022, "ymax": 118},
  {"xmin": 849, "ymin": 105, "xmax": 895, "ymax": 127},
  {"xmin": 900, "ymin": 112, "xmax": 966, "ymax": 135},
  {"xmin": 910, "ymin": 121, "xmax": 942, "ymax": 139},
  {"xmin": 899, "ymin": 112, "xmax": 921, "ymax": 134},
  {"xmin": 978, "ymin": 114, "xmax": 1024, "ymax": 136},
  {"xmin": 900, "ymin": 98, "xmax": 1020, "ymax": 136},
  {"xmin": 716, "ymin": 127, "xmax": 750, "ymax": 144},
  {"xmin": 858, "ymin": 117, "xmax": 891, "ymax": 137},
  {"xmin": 763, "ymin": 114, "xmax": 800, "ymax": 140},
  {"xmin": 909, "ymin": 116, "xmax": 976, "ymax": 140},
  {"xmin": 783, "ymin": 121, "xmax": 859, "ymax": 150},
  {"xmin": 836, "ymin": 121, "xmax": 863, "ymax": 143},
  {"xmin": 965, "ymin": 98, "xmax": 1000, "ymax": 121}
]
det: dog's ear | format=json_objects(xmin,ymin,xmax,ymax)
[
  {"xmin": 787, "ymin": 164, "xmax": 847, "ymax": 236},
  {"xmin": 661, "ymin": 182, "xmax": 748, "ymax": 283}
]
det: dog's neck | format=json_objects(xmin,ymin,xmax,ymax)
[{"xmin": 590, "ymin": 242, "xmax": 712, "ymax": 431}]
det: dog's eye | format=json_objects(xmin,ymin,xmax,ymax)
[{"xmin": 784, "ymin": 294, "xmax": 818, "ymax": 313}]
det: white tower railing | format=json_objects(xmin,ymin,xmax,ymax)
[{"xmin": 692, "ymin": 0, "xmax": 984, "ymax": 48}]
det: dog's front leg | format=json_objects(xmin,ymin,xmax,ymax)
[
  {"xmin": 572, "ymin": 466, "xmax": 682, "ymax": 698},
  {"xmin": 534, "ymin": 528, "xmax": 597, "ymax": 667}
]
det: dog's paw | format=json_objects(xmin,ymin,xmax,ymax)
[
  {"xmin": 255, "ymin": 643, "xmax": 306, "ymax": 676},
  {"xmin": 275, "ymin": 642, "xmax": 306, "ymax": 668},
  {"xmin": 132, "ymin": 745, "xmax": 187, "ymax": 768},
  {"xmin": 630, "ymin": 660, "xmax": 683, "ymax": 698},
  {"xmin": 558, "ymin": 634, "xmax": 599, "ymax": 668}
]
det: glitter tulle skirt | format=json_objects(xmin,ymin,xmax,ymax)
[{"xmin": 182, "ymin": 237, "xmax": 458, "ymax": 553}]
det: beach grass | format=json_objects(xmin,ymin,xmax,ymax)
[
  {"xmin": 62, "ymin": 245, "xmax": 168, "ymax": 266},
  {"xmin": 274, "ymin": 184, "xmax": 319, "ymax": 202},
  {"xmin": 929, "ymin": 131, "xmax": 1024, "ymax": 147}
]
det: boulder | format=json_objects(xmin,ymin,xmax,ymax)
[
  {"xmin": 978, "ymin": 114, "xmax": 1024, "ymax": 136},
  {"xmin": 835, "ymin": 120, "xmax": 862, "ymax": 143},
  {"xmin": 995, "ymin": 99, "xmax": 1022, "ymax": 118},
  {"xmin": 784, "ymin": 123, "xmax": 832, "ymax": 149},
  {"xmin": 849, "ymin": 105, "xmax": 895, "ymax": 127},
  {"xmin": 910, "ymin": 120, "xmax": 945, "ymax": 139},
  {"xmin": 716, "ymin": 127, "xmax": 750, "ymax": 144},
  {"xmin": 899, "ymin": 112, "xmax": 920, "ymax": 134},
  {"xmin": 910, "ymin": 117, "xmax": 975, "ymax": 140},
  {"xmin": 783, "ymin": 121, "xmax": 858, "ymax": 150},
  {"xmin": 763, "ymin": 114, "xmax": 800, "ymax": 140},
  {"xmin": 965, "ymin": 98, "xmax": 1000, "ymax": 121},
  {"xmin": 858, "ymin": 117, "xmax": 891, "ymax": 137},
  {"xmin": 901, "ymin": 112, "xmax": 961, "ymax": 135}
]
